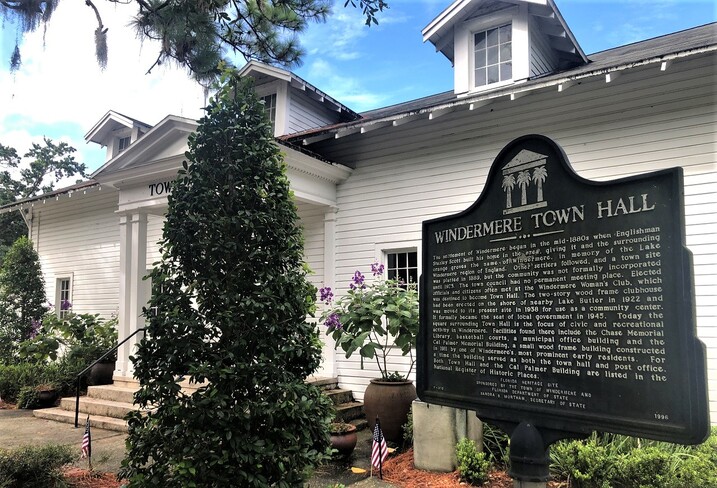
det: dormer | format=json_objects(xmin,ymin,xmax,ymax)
[
  {"xmin": 423, "ymin": 0, "xmax": 587, "ymax": 96},
  {"xmin": 85, "ymin": 111, "xmax": 153, "ymax": 162},
  {"xmin": 238, "ymin": 61, "xmax": 361, "ymax": 137}
]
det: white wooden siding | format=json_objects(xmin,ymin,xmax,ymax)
[
  {"xmin": 30, "ymin": 188, "xmax": 121, "ymax": 318},
  {"xmin": 529, "ymin": 18, "xmax": 557, "ymax": 77},
  {"xmin": 297, "ymin": 202, "xmax": 326, "ymax": 289},
  {"xmin": 288, "ymin": 90, "xmax": 342, "ymax": 135},
  {"xmin": 322, "ymin": 53, "xmax": 717, "ymax": 417}
]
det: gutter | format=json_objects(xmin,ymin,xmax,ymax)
[{"xmin": 286, "ymin": 44, "xmax": 717, "ymax": 145}]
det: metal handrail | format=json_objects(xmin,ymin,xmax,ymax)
[{"xmin": 74, "ymin": 327, "xmax": 146, "ymax": 428}]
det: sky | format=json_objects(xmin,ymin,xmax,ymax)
[{"xmin": 0, "ymin": 0, "xmax": 714, "ymax": 176}]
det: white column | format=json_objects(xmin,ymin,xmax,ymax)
[
  {"xmin": 126, "ymin": 213, "xmax": 149, "ymax": 377},
  {"xmin": 319, "ymin": 208, "xmax": 338, "ymax": 378},
  {"xmin": 115, "ymin": 214, "xmax": 132, "ymax": 378}
]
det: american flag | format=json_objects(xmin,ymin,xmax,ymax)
[
  {"xmin": 81, "ymin": 416, "xmax": 91, "ymax": 459},
  {"xmin": 371, "ymin": 420, "xmax": 388, "ymax": 470}
]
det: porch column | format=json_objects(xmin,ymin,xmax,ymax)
[
  {"xmin": 115, "ymin": 215, "xmax": 132, "ymax": 377},
  {"xmin": 319, "ymin": 208, "xmax": 338, "ymax": 377},
  {"xmin": 115, "ymin": 212, "xmax": 149, "ymax": 379}
]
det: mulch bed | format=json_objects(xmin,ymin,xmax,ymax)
[
  {"xmin": 0, "ymin": 400, "xmax": 16, "ymax": 409},
  {"xmin": 62, "ymin": 449, "xmax": 570, "ymax": 488},
  {"xmin": 383, "ymin": 449, "xmax": 568, "ymax": 487},
  {"xmin": 61, "ymin": 467, "xmax": 125, "ymax": 488}
]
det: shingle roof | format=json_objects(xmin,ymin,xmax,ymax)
[{"xmin": 284, "ymin": 23, "xmax": 716, "ymax": 143}]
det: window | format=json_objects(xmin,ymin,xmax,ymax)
[
  {"xmin": 56, "ymin": 277, "xmax": 72, "ymax": 318},
  {"xmin": 118, "ymin": 136, "xmax": 131, "ymax": 152},
  {"xmin": 387, "ymin": 251, "xmax": 418, "ymax": 289},
  {"xmin": 474, "ymin": 23, "xmax": 512, "ymax": 87},
  {"xmin": 262, "ymin": 94, "xmax": 277, "ymax": 129}
]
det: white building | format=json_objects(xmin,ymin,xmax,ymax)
[{"xmin": 2, "ymin": 0, "xmax": 715, "ymax": 423}]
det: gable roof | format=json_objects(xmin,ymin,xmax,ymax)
[
  {"xmin": 238, "ymin": 61, "xmax": 362, "ymax": 122},
  {"xmin": 285, "ymin": 22, "xmax": 717, "ymax": 145},
  {"xmin": 91, "ymin": 115, "xmax": 198, "ymax": 186},
  {"xmin": 422, "ymin": 0, "xmax": 587, "ymax": 67},
  {"xmin": 85, "ymin": 110, "xmax": 152, "ymax": 146}
]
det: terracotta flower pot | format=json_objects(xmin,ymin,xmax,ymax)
[
  {"xmin": 330, "ymin": 424, "xmax": 358, "ymax": 457},
  {"xmin": 363, "ymin": 379, "xmax": 416, "ymax": 444}
]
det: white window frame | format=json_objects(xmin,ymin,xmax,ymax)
[
  {"xmin": 453, "ymin": 4, "xmax": 529, "ymax": 95},
  {"xmin": 111, "ymin": 128, "xmax": 132, "ymax": 158},
  {"xmin": 55, "ymin": 273, "xmax": 73, "ymax": 319},
  {"xmin": 254, "ymin": 80, "xmax": 289, "ymax": 137},
  {"xmin": 374, "ymin": 240, "xmax": 421, "ymax": 289},
  {"xmin": 473, "ymin": 23, "xmax": 513, "ymax": 89},
  {"xmin": 261, "ymin": 93, "xmax": 277, "ymax": 128},
  {"xmin": 118, "ymin": 136, "xmax": 131, "ymax": 152}
]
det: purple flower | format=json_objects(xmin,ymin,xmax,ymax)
[
  {"xmin": 325, "ymin": 313, "xmax": 342, "ymax": 330},
  {"xmin": 319, "ymin": 286, "xmax": 333, "ymax": 304},
  {"xmin": 349, "ymin": 270, "xmax": 366, "ymax": 290},
  {"xmin": 60, "ymin": 300, "xmax": 72, "ymax": 311},
  {"xmin": 29, "ymin": 318, "xmax": 41, "ymax": 339},
  {"xmin": 371, "ymin": 262, "xmax": 385, "ymax": 276}
]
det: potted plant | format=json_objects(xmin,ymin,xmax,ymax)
[
  {"xmin": 320, "ymin": 262, "xmax": 419, "ymax": 443},
  {"xmin": 63, "ymin": 314, "xmax": 118, "ymax": 385},
  {"xmin": 329, "ymin": 422, "xmax": 358, "ymax": 457},
  {"xmin": 19, "ymin": 312, "xmax": 119, "ymax": 385},
  {"xmin": 34, "ymin": 383, "xmax": 58, "ymax": 407},
  {"xmin": 17, "ymin": 383, "xmax": 58, "ymax": 409}
]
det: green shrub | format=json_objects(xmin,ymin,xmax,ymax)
[
  {"xmin": 614, "ymin": 446, "xmax": 670, "ymax": 487},
  {"xmin": 19, "ymin": 313, "xmax": 118, "ymax": 364},
  {"xmin": 550, "ymin": 429, "xmax": 717, "ymax": 488},
  {"xmin": 0, "ymin": 237, "xmax": 47, "ymax": 356},
  {"xmin": 120, "ymin": 72, "xmax": 333, "ymax": 487},
  {"xmin": 0, "ymin": 356, "xmax": 88, "ymax": 403},
  {"xmin": 550, "ymin": 437, "xmax": 614, "ymax": 488},
  {"xmin": 0, "ymin": 363, "xmax": 44, "ymax": 402},
  {"xmin": 482, "ymin": 422, "xmax": 510, "ymax": 469},
  {"xmin": 16, "ymin": 386, "xmax": 39, "ymax": 409},
  {"xmin": 456, "ymin": 437, "xmax": 490, "ymax": 485},
  {"xmin": 402, "ymin": 409, "xmax": 413, "ymax": 445},
  {"xmin": 0, "ymin": 444, "xmax": 73, "ymax": 487}
]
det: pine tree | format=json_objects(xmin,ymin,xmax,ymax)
[
  {"xmin": 2, "ymin": 0, "xmax": 388, "ymax": 81},
  {"xmin": 120, "ymin": 70, "xmax": 333, "ymax": 487}
]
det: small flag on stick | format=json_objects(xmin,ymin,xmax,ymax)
[
  {"xmin": 371, "ymin": 417, "xmax": 388, "ymax": 479},
  {"xmin": 81, "ymin": 415, "xmax": 92, "ymax": 467}
]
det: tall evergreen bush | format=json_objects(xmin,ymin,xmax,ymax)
[
  {"xmin": 0, "ymin": 236, "xmax": 46, "ymax": 362},
  {"xmin": 120, "ymin": 71, "xmax": 333, "ymax": 487}
]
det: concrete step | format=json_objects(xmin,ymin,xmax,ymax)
[
  {"xmin": 335, "ymin": 401, "xmax": 364, "ymax": 422},
  {"xmin": 325, "ymin": 388, "xmax": 353, "ymax": 405},
  {"xmin": 110, "ymin": 376, "xmax": 222, "ymax": 396},
  {"xmin": 88, "ymin": 385, "xmax": 137, "ymax": 404},
  {"xmin": 111, "ymin": 376, "xmax": 139, "ymax": 390},
  {"xmin": 33, "ymin": 407, "xmax": 128, "ymax": 432},
  {"xmin": 307, "ymin": 376, "xmax": 339, "ymax": 391},
  {"xmin": 60, "ymin": 396, "xmax": 139, "ymax": 419}
]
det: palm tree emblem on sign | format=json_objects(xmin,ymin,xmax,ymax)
[
  {"xmin": 501, "ymin": 150, "xmax": 549, "ymax": 215},
  {"xmin": 502, "ymin": 174, "xmax": 516, "ymax": 209},
  {"xmin": 532, "ymin": 166, "xmax": 548, "ymax": 202}
]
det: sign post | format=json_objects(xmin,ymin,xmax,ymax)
[{"xmin": 417, "ymin": 135, "xmax": 710, "ymax": 483}]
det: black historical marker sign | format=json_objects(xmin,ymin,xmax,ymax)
[{"xmin": 417, "ymin": 135, "xmax": 709, "ymax": 444}]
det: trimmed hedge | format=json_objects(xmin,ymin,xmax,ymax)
[{"xmin": 0, "ymin": 356, "xmax": 87, "ymax": 404}]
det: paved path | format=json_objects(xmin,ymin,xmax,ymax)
[{"xmin": 0, "ymin": 409, "xmax": 396, "ymax": 487}]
